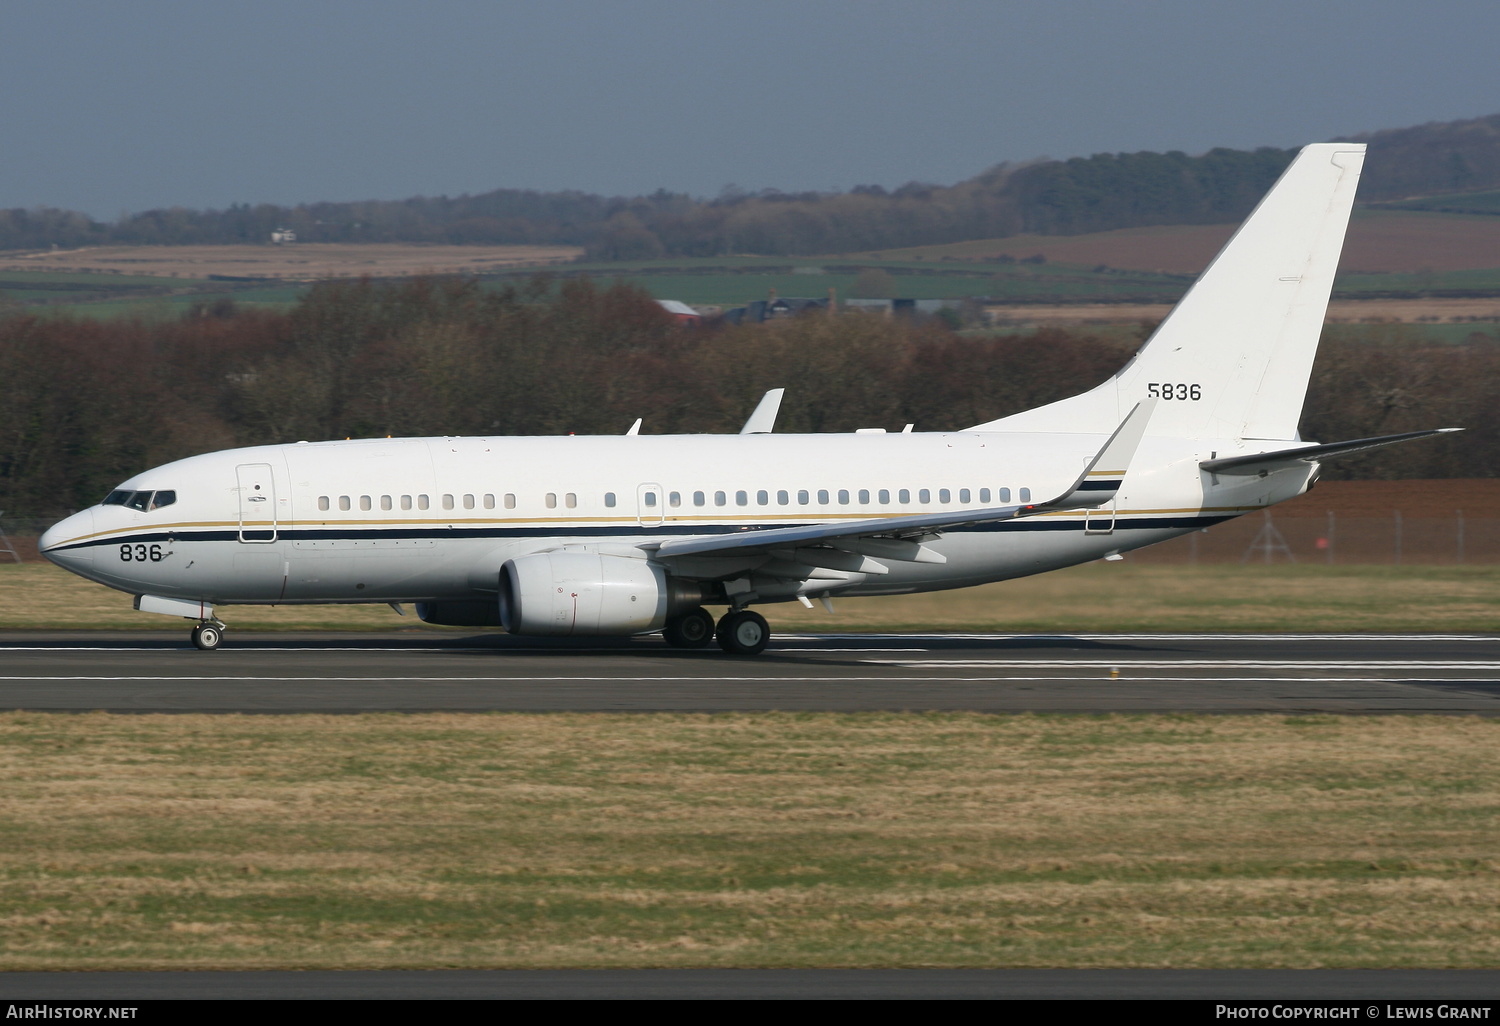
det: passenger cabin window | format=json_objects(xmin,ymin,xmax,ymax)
[
  {"xmin": 442, "ymin": 494, "xmax": 455, "ymax": 510},
  {"xmin": 401, "ymin": 495, "xmax": 412, "ymax": 510},
  {"xmin": 669, "ymin": 492, "xmax": 681, "ymax": 508},
  {"xmin": 318, "ymin": 496, "xmax": 330, "ymax": 512},
  {"xmin": 339, "ymin": 496, "xmax": 351, "ymax": 511},
  {"xmin": 463, "ymin": 494, "xmax": 475, "ymax": 510},
  {"xmin": 899, "ymin": 489, "xmax": 910, "ymax": 503},
  {"xmin": 545, "ymin": 493, "xmax": 557, "ymax": 509},
  {"xmin": 939, "ymin": 489, "xmax": 951, "ymax": 504},
  {"xmin": 418, "ymin": 494, "xmax": 430, "ymax": 510},
  {"xmin": 604, "ymin": 492, "xmax": 616, "ymax": 508},
  {"xmin": 643, "ymin": 492, "xmax": 657, "ymax": 508},
  {"xmin": 735, "ymin": 491, "xmax": 748, "ymax": 507},
  {"xmin": 381, "ymin": 495, "xmax": 392, "ymax": 510},
  {"xmin": 777, "ymin": 490, "xmax": 789, "ymax": 506},
  {"xmin": 693, "ymin": 491, "xmax": 705, "ymax": 507},
  {"xmin": 1020, "ymin": 488, "xmax": 1031, "ymax": 502},
  {"xmin": 360, "ymin": 495, "xmax": 372, "ymax": 511},
  {"xmin": 878, "ymin": 489, "xmax": 890, "ymax": 504},
  {"xmin": 484, "ymin": 494, "xmax": 495, "ymax": 509},
  {"xmin": 918, "ymin": 489, "xmax": 930, "ymax": 504},
  {"xmin": 959, "ymin": 488, "xmax": 971, "ymax": 503},
  {"xmin": 798, "ymin": 490, "xmax": 810, "ymax": 505},
  {"xmin": 817, "ymin": 489, "xmax": 829, "ymax": 504},
  {"xmin": 979, "ymin": 488, "xmax": 991, "ymax": 503},
  {"xmin": 565, "ymin": 493, "xmax": 577, "ymax": 509},
  {"xmin": 838, "ymin": 489, "xmax": 850, "ymax": 505},
  {"xmin": 999, "ymin": 487, "xmax": 1011, "ymax": 503},
  {"xmin": 858, "ymin": 489, "xmax": 870, "ymax": 504},
  {"xmin": 757, "ymin": 490, "xmax": 768, "ymax": 506},
  {"xmin": 505, "ymin": 493, "xmax": 516, "ymax": 509},
  {"xmin": 715, "ymin": 491, "xmax": 727, "ymax": 507}
]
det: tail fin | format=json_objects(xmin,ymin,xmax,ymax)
[{"xmin": 971, "ymin": 143, "xmax": 1365, "ymax": 441}]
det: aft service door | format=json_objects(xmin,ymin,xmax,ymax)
[{"xmin": 236, "ymin": 463, "xmax": 278, "ymax": 542}]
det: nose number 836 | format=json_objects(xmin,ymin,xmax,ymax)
[{"xmin": 120, "ymin": 543, "xmax": 164, "ymax": 562}]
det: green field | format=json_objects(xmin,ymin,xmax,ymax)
[
  {"xmin": 0, "ymin": 269, "xmax": 305, "ymax": 319},
  {"xmin": 6, "ymin": 249, "xmax": 1499, "ymax": 317},
  {"xmin": 1, "ymin": 710, "xmax": 1497, "ymax": 969},
  {"xmin": 3, "ymin": 561, "xmax": 1497, "ymax": 634}
]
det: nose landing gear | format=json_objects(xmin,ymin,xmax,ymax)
[{"xmin": 190, "ymin": 621, "xmax": 225, "ymax": 651}]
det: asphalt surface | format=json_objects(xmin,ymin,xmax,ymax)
[
  {"xmin": 1, "ymin": 630, "xmax": 1498, "ymax": 713},
  {"xmin": 3, "ymin": 631, "xmax": 1498, "ymax": 999}
]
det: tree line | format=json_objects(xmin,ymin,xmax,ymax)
[
  {"xmin": 3, "ymin": 115, "xmax": 1496, "ymax": 257},
  {"xmin": 0, "ymin": 277, "xmax": 1489, "ymax": 521}
]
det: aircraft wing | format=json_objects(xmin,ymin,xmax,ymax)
[
  {"xmin": 1199, "ymin": 427, "xmax": 1461, "ymax": 476},
  {"xmin": 650, "ymin": 399, "xmax": 1155, "ymax": 571}
]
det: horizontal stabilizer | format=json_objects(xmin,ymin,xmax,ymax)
[{"xmin": 1200, "ymin": 428, "xmax": 1462, "ymax": 476}]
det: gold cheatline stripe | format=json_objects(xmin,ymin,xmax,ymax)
[{"xmin": 55, "ymin": 506, "xmax": 1256, "ymax": 548}]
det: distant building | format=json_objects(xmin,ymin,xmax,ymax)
[
  {"xmin": 722, "ymin": 296, "xmax": 830, "ymax": 324},
  {"xmin": 844, "ymin": 298, "xmax": 965, "ymax": 317},
  {"xmin": 270, "ymin": 228, "xmax": 297, "ymax": 244},
  {"xmin": 655, "ymin": 299, "xmax": 702, "ymax": 325}
]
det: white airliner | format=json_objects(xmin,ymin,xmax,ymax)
[{"xmin": 40, "ymin": 143, "xmax": 1456, "ymax": 653}]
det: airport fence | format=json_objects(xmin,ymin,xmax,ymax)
[{"xmin": 1125, "ymin": 510, "xmax": 1499, "ymax": 565}]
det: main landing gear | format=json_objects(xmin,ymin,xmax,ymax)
[
  {"xmin": 716, "ymin": 610, "xmax": 769, "ymax": 656},
  {"xmin": 190, "ymin": 621, "xmax": 225, "ymax": 651},
  {"xmin": 661, "ymin": 606, "xmax": 771, "ymax": 656}
]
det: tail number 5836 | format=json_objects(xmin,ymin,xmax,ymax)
[{"xmin": 1147, "ymin": 383, "xmax": 1201, "ymax": 401}]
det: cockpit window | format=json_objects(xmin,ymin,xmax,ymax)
[{"xmin": 104, "ymin": 490, "xmax": 177, "ymax": 512}]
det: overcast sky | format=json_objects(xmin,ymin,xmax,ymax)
[{"xmin": 4, "ymin": 0, "xmax": 1498, "ymax": 218}]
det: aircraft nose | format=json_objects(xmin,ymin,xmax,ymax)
[{"xmin": 40, "ymin": 510, "xmax": 95, "ymax": 568}]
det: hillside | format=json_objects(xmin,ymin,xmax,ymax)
[{"xmin": 3, "ymin": 115, "xmax": 1498, "ymax": 258}]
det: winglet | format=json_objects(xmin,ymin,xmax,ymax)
[
  {"xmin": 1032, "ymin": 398, "xmax": 1156, "ymax": 512},
  {"xmin": 740, "ymin": 388, "xmax": 785, "ymax": 434}
]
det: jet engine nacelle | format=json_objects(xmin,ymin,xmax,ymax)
[{"xmin": 500, "ymin": 551, "xmax": 698, "ymax": 636}]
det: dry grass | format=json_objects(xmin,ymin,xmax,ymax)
[
  {"xmin": 0, "ymin": 711, "xmax": 1497, "ymax": 968},
  {"xmin": 864, "ymin": 211, "xmax": 1500, "ymax": 275},
  {"xmin": 0, "ymin": 243, "xmax": 582, "ymax": 280},
  {"xmin": 2, "ymin": 562, "xmax": 1496, "ymax": 634}
]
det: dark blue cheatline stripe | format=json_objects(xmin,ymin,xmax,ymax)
[
  {"xmin": 47, "ymin": 515, "xmax": 1237, "ymax": 553},
  {"xmin": 1076, "ymin": 480, "xmax": 1120, "ymax": 492}
]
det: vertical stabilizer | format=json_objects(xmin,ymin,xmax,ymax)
[{"xmin": 971, "ymin": 143, "xmax": 1365, "ymax": 441}]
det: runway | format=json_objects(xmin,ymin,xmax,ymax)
[{"xmin": 2, "ymin": 631, "xmax": 1498, "ymax": 713}]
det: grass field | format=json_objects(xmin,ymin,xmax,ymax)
[
  {"xmin": 0, "ymin": 710, "xmax": 1497, "ymax": 969},
  {"xmin": 2, "ymin": 562, "xmax": 1497, "ymax": 634}
]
